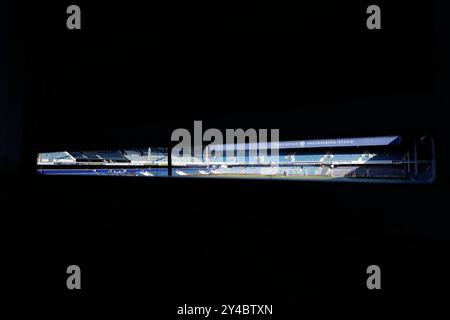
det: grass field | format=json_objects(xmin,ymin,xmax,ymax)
[
  {"xmin": 193, "ymin": 174, "xmax": 336, "ymax": 180},
  {"xmin": 187, "ymin": 174, "xmax": 412, "ymax": 183}
]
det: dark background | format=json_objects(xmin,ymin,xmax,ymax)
[{"xmin": 3, "ymin": 0, "xmax": 450, "ymax": 312}]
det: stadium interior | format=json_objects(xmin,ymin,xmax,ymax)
[
  {"xmin": 2, "ymin": 0, "xmax": 450, "ymax": 308},
  {"xmin": 37, "ymin": 135, "xmax": 435, "ymax": 182}
]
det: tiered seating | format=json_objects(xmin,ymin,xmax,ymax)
[
  {"xmin": 294, "ymin": 154, "xmax": 324, "ymax": 162},
  {"xmin": 82, "ymin": 151, "xmax": 103, "ymax": 162},
  {"xmin": 45, "ymin": 152, "xmax": 71, "ymax": 160},
  {"xmin": 366, "ymin": 166, "xmax": 406, "ymax": 177},
  {"xmin": 170, "ymin": 151, "xmax": 404, "ymax": 166},
  {"xmin": 70, "ymin": 152, "xmax": 90, "ymax": 162},
  {"xmin": 330, "ymin": 166, "xmax": 406, "ymax": 177},
  {"xmin": 123, "ymin": 149, "xmax": 168, "ymax": 164},
  {"xmin": 301, "ymin": 166, "xmax": 320, "ymax": 175},
  {"xmin": 331, "ymin": 154, "xmax": 361, "ymax": 161},
  {"xmin": 332, "ymin": 166, "xmax": 358, "ymax": 177},
  {"xmin": 150, "ymin": 149, "xmax": 168, "ymax": 163},
  {"xmin": 320, "ymin": 167, "xmax": 329, "ymax": 175},
  {"xmin": 39, "ymin": 151, "xmax": 74, "ymax": 163},
  {"xmin": 172, "ymin": 155, "xmax": 194, "ymax": 164},
  {"xmin": 124, "ymin": 149, "xmax": 148, "ymax": 162},
  {"xmin": 367, "ymin": 154, "xmax": 403, "ymax": 161},
  {"xmin": 97, "ymin": 151, "xmax": 130, "ymax": 162},
  {"xmin": 123, "ymin": 149, "xmax": 142, "ymax": 156}
]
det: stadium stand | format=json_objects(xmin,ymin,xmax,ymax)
[
  {"xmin": 121, "ymin": 149, "xmax": 169, "ymax": 164},
  {"xmin": 38, "ymin": 135, "xmax": 435, "ymax": 182},
  {"xmin": 97, "ymin": 150, "xmax": 130, "ymax": 163},
  {"xmin": 331, "ymin": 166, "xmax": 359, "ymax": 177},
  {"xmin": 301, "ymin": 166, "xmax": 321, "ymax": 175},
  {"xmin": 320, "ymin": 166, "xmax": 329, "ymax": 176},
  {"xmin": 294, "ymin": 154, "xmax": 324, "ymax": 162},
  {"xmin": 330, "ymin": 154, "xmax": 361, "ymax": 161},
  {"xmin": 366, "ymin": 166, "xmax": 407, "ymax": 177},
  {"xmin": 37, "ymin": 151, "xmax": 75, "ymax": 164},
  {"xmin": 70, "ymin": 152, "xmax": 90, "ymax": 162},
  {"xmin": 366, "ymin": 154, "xmax": 404, "ymax": 162},
  {"xmin": 81, "ymin": 151, "xmax": 103, "ymax": 162}
]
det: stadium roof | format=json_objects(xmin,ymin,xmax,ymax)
[{"xmin": 210, "ymin": 136, "xmax": 401, "ymax": 151}]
